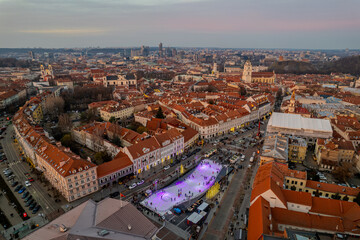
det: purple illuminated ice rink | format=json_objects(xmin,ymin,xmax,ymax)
[{"xmin": 141, "ymin": 159, "xmax": 223, "ymax": 216}]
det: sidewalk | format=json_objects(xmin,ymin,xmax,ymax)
[
  {"xmin": 1, "ymin": 215, "xmax": 48, "ymax": 240},
  {"xmin": 200, "ymin": 167, "xmax": 245, "ymax": 240},
  {"xmin": 0, "ymin": 194, "xmax": 23, "ymax": 227}
]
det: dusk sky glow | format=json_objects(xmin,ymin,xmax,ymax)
[{"xmin": 1, "ymin": 0, "xmax": 359, "ymax": 49}]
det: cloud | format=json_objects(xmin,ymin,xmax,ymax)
[{"xmin": 18, "ymin": 28, "xmax": 109, "ymax": 35}]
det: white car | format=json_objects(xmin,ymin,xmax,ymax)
[
  {"xmin": 163, "ymin": 165, "xmax": 170, "ymax": 170},
  {"xmin": 137, "ymin": 180, "xmax": 144, "ymax": 186},
  {"xmin": 25, "ymin": 180, "xmax": 31, "ymax": 187},
  {"xmin": 128, "ymin": 183, "xmax": 137, "ymax": 189}
]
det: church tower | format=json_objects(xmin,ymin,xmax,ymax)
[
  {"xmin": 40, "ymin": 65, "xmax": 45, "ymax": 79},
  {"xmin": 242, "ymin": 60, "xmax": 252, "ymax": 83},
  {"xmin": 288, "ymin": 91, "xmax": 296, "ymax": 113}
]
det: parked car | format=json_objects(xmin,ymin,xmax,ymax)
[
  {"xmin": 25, "ymin": 181, "xmax": 31, "ymax": 187},
  {"xmin": 32, "ymin": 205, "xmax": 41, "ymax": 214},
  {"xmin": 27, "ymin": 178, "xmax": 34, "ymax": 182},
  {"xmin": 14, "ymin": 185, "xmax": 22, "ymax": 192},
  {"xmin": 11, "ymin": 181, "xmax": 18, "ymax": 187},
  {"xmin": 24, "ymin": 195, "xmax": 32, "ymax": 202},
  {"xmin": 137, "ymin": 180, "xmax": 144, "ymax": 186},
  {"xmin": 110, "ymin": 191, "xmax": 120, "ymax": 198},
  {"xmin": 128, "ymin": 183, "xmax": 137, "ymax": 190},
  {"xmin": 18, "ymin": 187, "xmax": 26, "ymax": 194},
  {"xmin": 22, "ymin": 191, "xmax": 29, "ymax": 199},
  {"xmin": 29, "ymin": 202, "xmax": 36, "ymax": 210},
  {"xmin": 25, "ymin": 199, "xmax": 34, "ymax": 207},
  {"xmin": 7, "ymin": 174, "xmax": 14, "ymax": 180}
]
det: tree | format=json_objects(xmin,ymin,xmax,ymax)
[
  {"xmin": 137, "ymin": 126, "xmax": 148, "ymax": 134},
  {"xmin": 61, "ymin": 134, "xmax": 72, "ymax": 147},
  {"xmin": 332, "ymin": 162, "xmax": 355, "ymax": 182},
  {"xmin": 44, "ymin": 96, "xmax": 65, "ymax": 120},
  {"xmin": 354, "ymin": 192, "xmax": 360, "ymax": 206},
  {"xmin": 205, "ymin": 85, "xmax": 218, "ymax": 93},
  {"xmin": 276, "ymin": 88, "xmax": 283, "ymax": 101},
  {"xmin": 239, "ymin": 86, "xmax": 247, "ymax": 96},
  {"xmin": 109, "ymin": 116, "xmax": 116, "ymax": 123},
  {"xmin": 58, "ymin": 113, "xmax": 72, "ymax": 133},
  {"xmin": 94, "ymin": 151, "xmax": 112, "ymax": 164},
  {"xmin": 111, "ymin": 136, "xmax": 122, "ymax": 147},
  {"xmin": 156, "ymin": 107, "xmax": 165, "ymax": 119}
]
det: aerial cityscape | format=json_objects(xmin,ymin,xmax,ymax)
[{"xmin": 0, "ymin": 1, "xmax": 360, "ymax": 240}]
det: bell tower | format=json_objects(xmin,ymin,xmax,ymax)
[
  {"xmin": 242, "ymin": 60, "xmax": 252, "ymax": 83},
  {"xmin": 288, "ymin": 91, "xmax": 296, "ymax": 113}
]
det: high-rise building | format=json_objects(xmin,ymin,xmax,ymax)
[
  {"xmin": 140, "ymin": 45, "xmax": 149, "ymax": 56},
  {"xmin": 28, "ymin": 51, "xmax": 35, "ymax": 60},
  {"xmin": 172, "ymin": 48, "xmax": 177, "ymax": 57},
  {"xmin": 159, "ymin": 42, "xmax": 163, "ymax": 57}
]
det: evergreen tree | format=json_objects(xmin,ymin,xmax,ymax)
[{"xmin": 156, "ymin": 107, "xmax": 165, "ymax": 119}]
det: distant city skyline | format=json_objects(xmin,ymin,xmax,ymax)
[{"xmin": 0, "ymin": 0, "xmax": 359, "ymax": 49}]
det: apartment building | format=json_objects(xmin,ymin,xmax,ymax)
[
  {"xmin": 248, "ymin": 162, "xmax": 360, "ymax": 239},
  {"xmin": 315, "ymin": 137, "xmax": 355, "ymax": 170},
  {"xmin": 100, "ymin": 103, "xmax": 134, "ymax": 121}
]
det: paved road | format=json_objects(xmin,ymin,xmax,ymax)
[
  {"xmin": 201, "ymin": 144, "xmax": 259, "ymax": 240},
  {"xmin": 0, "ymin": 125, "xmax": 60, "ymax": 216}
]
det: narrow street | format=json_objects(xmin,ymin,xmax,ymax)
[{"xmin": 0, "ymin": 125, "xmax": 61, "ymax": 216}]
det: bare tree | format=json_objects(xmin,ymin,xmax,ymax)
[
  {"xmin": 44, "ymin": 96, "xmax": 65, "ymax": 119},
  {"xmin": 58, "ymin": 113, "xmax": 72, "ymax": 133},
  {"xmin": 332, "ymin": 162, "xmax": 356, "ymax": 182}
]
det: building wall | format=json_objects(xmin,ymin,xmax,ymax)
[{"xmin": 98, "ymin": 165, "xmax": 133, "ymax": 186}]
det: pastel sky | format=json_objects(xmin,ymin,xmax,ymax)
[{"xmin": 0, "ymin": 0, "xmax": 359, "ymax": 49}]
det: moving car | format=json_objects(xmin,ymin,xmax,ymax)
[
  {"xmin": 163, "ymin": 165, "xmax": 170, "ymax": 170},
  {"xmin": 128, "ymin": 183, "xmax": 137, "ymax": 189},
  {"xmin": 137, "ymin": 180, "xmax": 144, "ymax": 186}
]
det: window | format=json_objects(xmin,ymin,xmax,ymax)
[{"xmin": 300, "ymin": 182, "xmax": 303, "ymax": 186}]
